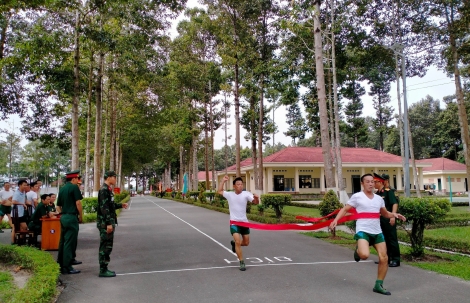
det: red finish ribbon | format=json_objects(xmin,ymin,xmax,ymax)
[{"xmin": 230, "ymin": 209, "xmax": 379, "ymax": 231}]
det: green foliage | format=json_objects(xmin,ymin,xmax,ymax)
[
  {"xmin": 204, "ymin": 192, "xmax": 215, "ymax": 202},
  {"xmin": 0, "ymin": 244, "xmax": 60, "ymax": 303},
  {"xmin": 398, "ymin": 197, "xmax": 452, "ymax": 257},
  {"xmin": 261, "ymin": 194, "xmax": 292, "ymax": 219},
  {"xmin": 188, "ymin": 191, "xmax": 199, "ymax": 201},
  {"xmin": 175, "ymin": 191, "xmax": 182, "ymax": 199},
  {"xmin": 82, "ymin": 213, "xmax": 97, "ymax": 223},
  {"xmin": 257, "ymin": 204, "xmax": 265, "ymax": 215},
  {"xmin": 318, "ymin": 190, "xmax": 343, "ymax": 216},
  {"xmin": 82, "ymin": 197, "xmax": 98, "ymax": 214},
  {"xmin": 114, "ymin": 191, "xmax": 130, "ymax": 204}
]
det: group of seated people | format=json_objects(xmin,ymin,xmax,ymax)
[{"xmin": 26, "ymin": 193, "xmax": 60, "ymax": 234}]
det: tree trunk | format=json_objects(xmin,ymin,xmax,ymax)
[
  {"xmin": 102, "ymin": 97, "xmax": 108, "ymax": 178},
  {"xmin": 314, "ymin": 1, "xmax": 335, "ymax": 189},
  {"xmin": 84, "ymin": 51, "xmax": 94, "ymax": 197},
  {"xmin": 234, "ymin": 60, "xmax": 241, "ymax": 177},
  {"xmin": 0, "ymin": 13, "xmax": 10, "ymax": 60},
  {"xmin": 210, "ymin": 98, "xmax": 216, "ymax": 191},
  {"xmin": 93, "ymin": 52, "xmax": 105, "ymax": 196},
  {"xmin": 179, "ymin": 145, "xmax": 184, "ymax": 191},
  {"xmin": 258, "ymin": 75, "xmax": 264, "ymax": 192},
  {"xmin": 330, "ymin": 0, "xmax": 346, "ymax": 202},
  {"xmin": 109, "ymin": 85, "xmax": 116, "ymax": 171},
  {"xmin": 71, "ymin": 10, "xmax": 81, "ymax": 170},
  {"xmin": 204, "ymin": 101, "xmax": 209, "ymax": 191}
]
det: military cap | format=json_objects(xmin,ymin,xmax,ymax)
[
  {"xmin": 373, "ymin": 173, "xmax": 385, "ymax": 182},
  {"xmin": 66, "ymin": 170, "xmax": 80, "ymax": 178},
  {"xmin": 104, "ymin": 171, "xmax": 117, "ymax": 178},
  {"xmin": 381, "ymin": 173, "xmax": 390, "ymax": 180}
]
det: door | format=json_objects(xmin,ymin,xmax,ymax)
[
  {"xmin": 438, "ymin": 178, "xmax": 442, "ymax": 191},
  {"xmin": 273, "ymin": 175, "xmax": 284, "ymax": 191},
  {"xmin": 351, "ymin": 175, "xmax": 361, "ymax": 194}
]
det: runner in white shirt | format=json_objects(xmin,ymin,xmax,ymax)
[
  {"xmin": 217, "ymin": 175, "xmax": 259, "ymax": 271},
  {"xmin": 0, "ymin": 182, "xmax": 14, "ymax": 233},
  {"xmin": 330, "ymin": 174, "xmax": 406, "ymax": 296}
]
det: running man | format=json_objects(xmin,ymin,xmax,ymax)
[
  {"xmin": 217, "ymin": 175, "xmax": 259, "ymax": 271},
  {"xmin": 329, "ymin": 173, "xmax": 406, "ymax": 295}
]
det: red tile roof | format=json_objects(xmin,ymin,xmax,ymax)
[
  {"xmin": 417, "ymin": 158, "xmax": 467, "ymax": 172},
  {"xmin": 226, "ymin": 147, "xmax": 404, "ymax": 170},
  {"xmin": 197, "ymin": 171, "xmax": 213, "ymax": 181}
]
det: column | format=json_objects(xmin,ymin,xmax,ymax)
[
  {"xmin": 419, "ymin": 167, "xmax": 424, "ymax": 191},
  {"xmin": 267, "ymin": 168, "xmax": 273, "ymax": 192},
  {"xmin": 320, "ymin": 167, "xmax": 325, "ymax": 193},
  {"xmin": 294, "ymin": 167, "xmax": 299, "ymax": 192},
  {"xmin": 397, "ymin": 168, "xmax": 402, "ymax": 191}
]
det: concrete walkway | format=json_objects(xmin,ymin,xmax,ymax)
[{"xmin": 1, "ymin": 196, "xmax": 469, "ymax": 303}]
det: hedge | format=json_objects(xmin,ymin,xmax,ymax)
[
  {"xmin": 0, "ymin": 245, "xmax": 60, "ymax": 303},
  {"xmin": 397, "ymin": 229, "xmax": 470, "ymax": 254}
]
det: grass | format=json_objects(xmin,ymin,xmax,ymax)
[
  {"xmin": 449, "ymin": 207, "xmax": 470, "ymax": 215},
  {"xmin": 302, "ymin": 230, "xmax": 470, "ymax": 281},
  {"xmin": 282, "ymin": 206, "xmax": 322, "ymax": 218},
  {"xmin": 0, "ymin": 271, "xmax": 16, "ymax": 302},
  {"xmin": 425, "ymin": 226, "xmax": 470, "ymax": 240}
]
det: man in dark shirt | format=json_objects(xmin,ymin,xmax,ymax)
[
  {"xmin": 374, "ymin": 173, "xmax": 401, "ymax": 267},
  {"xmin": 57, "ymin": 170, "xmax": 83, "ymax": 274},
  {"xmin": 28, "ymin": 194, "xmax": 55, "ymax": 233},
  {"xmin": 97, "ymin": 171, "xmax": 128, "ymax": 277}
]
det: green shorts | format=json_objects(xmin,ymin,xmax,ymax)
[
  {"xmin": 354, "ymin": 231, "xmax": 385, "ymax": 246},
  {"xmin": 0, "ymin": 205, "xmax": 11, "ymax": 216},
  {"xmin": 230, "ymin": 224, "xmax": 250, "ymax": 235}
]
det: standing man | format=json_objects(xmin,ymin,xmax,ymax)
[
  {"xmin": 26, "ymin": 181, "xmax": 39, "ymax": 210},
  {"xmin": 11, "ymin": 180, "xmax": 28, "ymax": 244},
  {"xmin": 330, "ymin": 174, "xmax": 406, "ymax": 295},
  {"xmin": 57, "ymin": 170, "xmax": 83, "ymax": 275},
  {"xmin": 97, "ymin": 171, "xmax": 128, "ymax": 277},
  {"xmin": 0, "ymin": 182, "xmax": 14, "ymax": 234},
  {"xmin": 374, "ymin": 173, "xmax": 401, "ymax": 267},
  {"xmin": 217, "ymin": 176, "xmax": 259, "ymax": 271}
]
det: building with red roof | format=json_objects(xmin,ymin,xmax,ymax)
[
  {"xmin": 417, "ymin": 158, "xmax": 468, "ymax": 193},
  {"xmin": 218, "ymin": 147, "xmax": 433, "ymax": 194}
]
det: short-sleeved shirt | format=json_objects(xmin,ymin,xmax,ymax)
[
  {"xmin": 223, "ymin": 191, "xmax": 254, "ymax": 222},
  {"xmin": 347, "ymin": 191, "xmax": 385, "ymax": 235},
  {"xmin": 26, "ymin": 191, "xmax": 38, "ymax": 211},
  {"xmin": 12, "ymin": 190, "xmax": 26, "ymax": 217},
  {"xmin": 29, "ymin": 202, "xmax": 49, "ymax": 226},
  {"xmin": 377, "ymin": 188, "xmax": 398, "ymax": 212},
  {"xmin": 57, "ymin": 182, "xmax": 83, "ymax": 214},
  {"xmin": 0, "ymin": 189, "xmax": 14, "ymax": 205}
]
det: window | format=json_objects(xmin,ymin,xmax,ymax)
[
  {"xmin": 299, "ymin": 175, "xmax": 312, "ymax": 188},
  {"xmin": 313, "ymin": 178, "xmax": 320, "ymax": 188}
]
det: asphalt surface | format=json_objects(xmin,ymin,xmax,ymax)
[{"xmin": 2, "ymin": 195, "xmax": 470, "ymax": 302}]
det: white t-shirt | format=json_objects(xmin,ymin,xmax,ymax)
[
  {"xmin": 0, "ymin": 189, "xmax": 14, "ymax": 203},
  {"xmin": 26, "ymin": 191, "xmax": 38, "ymax": 211},
  {"xmin": 347, "ymin": 191, "xmax": 385, "ymax": 235},
  {"xmin": 223, "ymin": 191, "xmax": 254, "ymax": 222}
]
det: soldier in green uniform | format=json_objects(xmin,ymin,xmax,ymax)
[
  {"xmin": 28, "ymin": 194, "xmax": 56, "ymax": 233},
  {"xmin": 374, "ymin": 173, "xmax": 400, "ymax": 267},
  {"xmin": 57, "ymin": 170, "xmax": 83, "ymax": 274},
  {"xmin": 97, "ymin": 171, "xmax": 128, "ymax": 277}
]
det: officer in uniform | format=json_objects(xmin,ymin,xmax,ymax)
[
  {"xmin": 374, "ymin": 173, "xmax": 400, "ymax": 267},
  {"xmin": 97, "ymin": 171, "xmax": 128, "ymax": 277},
  {"xmin": 57, "ymin": 170, "xmax": 83, "ymax": 274}
]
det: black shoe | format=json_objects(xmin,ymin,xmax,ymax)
[
  {"xmin": 71, "ymin": 260, "xmax": 82, "ymax": 265},
  {"xmin": 62, "ymin": 268, "xmax": 81, "ymax": 274},
  {"xmin": 231, "ymin": 240, "xmax": 236, "ymax": 253},
  {"xmin": 389, "ymin": 261, "xmax": 400, "ymax": 267}
]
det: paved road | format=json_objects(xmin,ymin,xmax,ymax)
[{"xmin": 5, "ymin": 195, "xmax": 469, "ymax": 303}]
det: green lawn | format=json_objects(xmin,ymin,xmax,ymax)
[
  {"xmin": 0, "ymin": 271, "xmax": 16, "ymax": 302},
  {"xmin": 302, "ymin": 230, "xmax": 470, "ymax": 281},
  {"xmin": 449, "ymin": 207, "xmax": 470, "ymax": 215},
  {"xmin": 425, "ymin": 226, "xmax": 470, "ymax": 240},
  {"xmin": 282, "ymin": 206, "xmax": 322, "ymax": 218}
]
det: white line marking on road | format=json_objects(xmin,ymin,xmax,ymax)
[
  {"xmin": 116, "ymin": 260, "xmax": 373, "ymax": 276},
  {"xmin": 144, "ymin": 197, "xmax": 237, "ymax": 256}
]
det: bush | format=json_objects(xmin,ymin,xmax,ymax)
[
  {"xmin": 82, "ymin": 197, "xmax": 98, "ymax": 214},
  {"xmin": 0, "ymin": 244, "xmax": 60, "ymax": 303},
  {"xmin": 114, "ymin": 192, "xmax": 130, "ymax": 203},
  {"xmin": 261, "ymin": 194, "xmax": 292, "ymax": 219},
  {"xmin": 175, "ymin": 191, "xmax": 182, "ymax": 199},
  {"xmin": 318, "ymin": 190, "xmax": 343, "ymax": 236},
  {"xmin": 257, "ymin": 204, "xmax": 265, "ymax": 216},
  {"xmin": 398, "ymin": 197, "xmax": 451, "ymax": 257},
  {"xmin": 188, "ymin": 191, "xmax": 199, "ymax": 201},
  {"xmin": 204, "ymin": 192, "xmax": 216, "ymax": 203}
]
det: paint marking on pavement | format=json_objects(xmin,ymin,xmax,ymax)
[
  {"xmin": 116, "ymin": 260, "xmax": 373, "ymax": 276},
  {"xmin": 144, "ymin": 197, "xmax": 237, "ymax": 256}
]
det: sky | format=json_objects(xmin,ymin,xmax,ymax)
[{"xmin": 0, "ymin": 1, "xmax": 458, "ymax": 152}]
